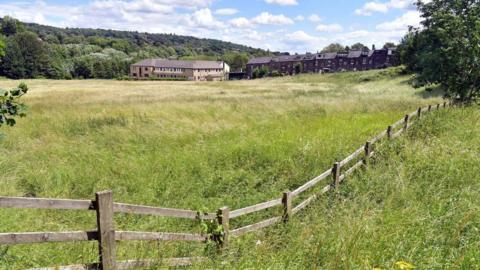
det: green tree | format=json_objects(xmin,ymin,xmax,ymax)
[
  {"xmin": 350, "ymin": 42, "xmax": 369, "ymax": 51},
  {"xmin": 321, "ymin": 43, "xmax": 345, "ymax": 53},
  {"xmin": 0, "ymin": 82, "xmax": 28, "ymax": 128},
  {"xmin": 0, "ymin": 35, "xmax": 5, "ymax": 57},
  {"xmin": 383, "ymin": 42, "xmax": 396, "ymax": 49},
  {"xmin": 403, "ymin": 0, "xmax": 480, "ymax": 102},
  {"xmin": 1, "ymin": 16, "xmax": 24, "ymax": 36},
  {"xmin": 1, "ymin": 31, "xmax": 49, "ymax": 79}
]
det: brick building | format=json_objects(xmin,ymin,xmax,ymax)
[
  {"xmin": 246, "ymin": 48, "xmax": 398, "ymax": 78},
  {"xmin": 130, "ymin": 59, "xmax": 230, "ymax": 81}
]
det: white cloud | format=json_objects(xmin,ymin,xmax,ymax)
[
  {"xmin": 355, "ymin": 0, "xmax": 414, "ymax": 16},
  {"xmin": 376, "ymin": 10, "xmax": 422, "ymax": 30},
  {"xmin": 316, "ymin": 23, "xmax": 343, "ymax": 32},
  {"xmin": 294, "ymin": 15, "xmax": 305, "ymax": 21},
  {"xmin": 187, "ymin": 8, "xmax": 223, "ymax": 29},
  {"xmin": 229, "ymin": 17, "xmax": 251, "ymax": 28},
  {"xmin": 285, "ymin": 30, "xmax": 318, "ymax": 43},
  {"xmin": 251, "ymin": 12, "xmax": 294, "ymax": 25},
  {"xmin": 308, "ymin": 14, "xmax": 322, "ymax": 22},
  {"xmin": 214, "ymin": 8, "xmax": 238, "ymax": 15},
  {"xmin": 282, "ymin": 30, "xmax": 326, "ymax": 52},
  {"xmin": 265, "ymin": 0, "xmax": 298, "ymax": 6}
]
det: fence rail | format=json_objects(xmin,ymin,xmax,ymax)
[{"xmin": 0, "ymin": 102, "xmax": 451, "ymax": 270}]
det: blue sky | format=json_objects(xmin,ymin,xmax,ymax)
[{"xmin": 0, "ymin": 0, "xmax": 425, "ymax": 53}]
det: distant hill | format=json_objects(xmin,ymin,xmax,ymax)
[{"xmin": 0, "ymin": 17, "xmax": 272, "ymax": 79}]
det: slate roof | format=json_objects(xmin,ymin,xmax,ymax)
[
  {"xmin": 247, "ymin": 57, "xmax": 273, "ymax": 64},
  {"xmin": 132, "ymin": 59, "xmax": 225, "ymax": 69},
  {"xmin": 347, "ymin": 50, "xmax": 363, "ymax": 58}
]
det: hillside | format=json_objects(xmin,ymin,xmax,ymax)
[
  {"xmin": 0, "ymin": 68, "xmax": 450, "ymax": 269},
  {"xmin": 0, "ymin": 17, "xmax": 271, "ymax": 80},
  {"xmin": 193, "ymin": 106, "xmax": 480, "ymax": 269}
]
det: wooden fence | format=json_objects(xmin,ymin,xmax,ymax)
[{"xmin": 0, "ymin": 102, "xmax": 451, "ymax": 270}]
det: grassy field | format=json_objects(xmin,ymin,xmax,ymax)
[
  {"xmin": 194, "ymin": 106, "xmax": 480, "ymax": 270},
  {"xmin": 0, "ymin": 68, "xmax": 454, "ymax": 269}
]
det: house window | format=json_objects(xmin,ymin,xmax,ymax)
[
  {"xmin": 132, "ymin": 73, "xmax": 137, "ymax": 77},
  {"xmin": 144, "ymin": 67, "xmax": 148, "ymax": 71}
]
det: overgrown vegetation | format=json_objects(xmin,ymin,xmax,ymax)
[
  {"xmin": 193, "ymin": 106, "xmax": 480, "ymax": 269},
  {"xmin": 399, "ymin": 0, "xmax": 480, "ymax": 103},
  {"xmin": 0, "ymin": 16, "xmax": 270, "ymax": 80},
  {"xmin": 0, "ymin": 69, "xmax": 447, "ymax": 269}
]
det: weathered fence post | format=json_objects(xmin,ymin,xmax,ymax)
[
  {"xmin": 95, "ymin": 190, "xmax": 117, "ymax": 270},
  {"xmin": 403, "ymin": 114, "xmax": 409, "ymax": 132},
  {"xmin": 428, "ymin": 105, "xmax": 432, "ymax": 112},
  {"xmin": 332, "ymin": 162, "xmax": 341, "ymax": 190},
  {"xmin": 417, "ymin": 107, "xmax": 422, "ymax": 118},
  {"xmin": 387, "ymin": 125, "xmax": 393, "ymax": 139},
  {"xmin": 436, "ymin": 104, "xmax": 440, "ymax": 110},
  {"xmin": 443, "ymin": 102, "xmax": 447, "ymax": 108},
  {"xmin": 363, "ymin": 141, "xmax": 372, "ymax": 165},
  {"xmin": 217, "ymin": 207, "xmax": 229, "ymax": 248},
  {"xmin": 282, "ymin": 191, "xmax": 292, "ymax": 222}
]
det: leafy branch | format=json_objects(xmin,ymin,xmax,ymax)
[{"xmin": 0, "ymin": 82, "xmax": 28, "ymax": 127}]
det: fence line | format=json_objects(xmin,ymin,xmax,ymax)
[{"xmin": 0, "ymin": 102, "xmax": 451, "ymax": 270}]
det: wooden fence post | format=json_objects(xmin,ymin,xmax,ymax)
[
  {"xmin": 387, "ymin": 125, "xmax": 393, "ymax": 139},
  {"xmin": 417, "ymin": 107, "xmax": 422, "ymax": 118},
  {"xmin": 443, "ymin": 102, "xmax": 447, "ymax": 108},
  {"xmin": 282, "ymin": 191, "xmax": 292, "ymax": 222},
  {"xmin": 428, "ymin": 105, "xmax": 432, "ymax": 112},
  {"xmin": 364, "ymin": 141, "xmax": 372, "ymax": 165},
  {"xmin": 217, "ymin": 207, "xmax": 229, "ymax": 248},
  {"xmin": 403, "ymin": 114, "xmax": 409, "ymax": 132},
  {"xmin": 95, "ymin": 190, "xmax": 117, "ymax": 270},
  {"xmin": 332, "ymin": 162, "xmax": 341, "ymax": 190},
  {"xmin": 436, "ymin": 104, "xmax": 440, "ymax": 110}
]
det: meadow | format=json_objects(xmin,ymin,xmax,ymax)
[{"xmin": 0, "ymin": 68, "xmax": 457, "ymax": 269}]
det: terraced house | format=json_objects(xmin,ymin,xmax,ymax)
[
  {"xmin": 246, "ymin": 48, "xmax": 398, "ymax": 78},
  {"xmin": 130, "ymin": 59, "xmax": 230, "ymax": 81}
]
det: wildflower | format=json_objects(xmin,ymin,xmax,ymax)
[{"xmin": 395, "ymin": 260, "xmax": 415, "ymax": 270}]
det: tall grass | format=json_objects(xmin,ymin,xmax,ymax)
[
  {"xmin": 0, "ymin": 68, "xmax": 447, "ymax": 269},
  {"xmin": 193, "ymin": 107, "xmax": 480, "ymax": 269}
]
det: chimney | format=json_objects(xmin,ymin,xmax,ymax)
[{"xmin": 372, "ymin": 44, "xmax": 376, "ymax": 50}]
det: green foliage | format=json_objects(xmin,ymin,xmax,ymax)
[
  {"xmin": 252, "ymin": 66, "xmax": 269, "ymax": 79},
  {"xmin": 1, "ymin": 31, "xmax": 49, "ymax": 79},
  {"xmin": 224, "ymin": 52, "xmax": 249, "ymax": 71},
  {"xmin": 0, "ymin": 16, "xmax": 24, "ymax": 36},
  {"xmin": 321, "ymin": 43, "xmax": 346, "ymax": 53},
  {"xmin": 350, "ymin": 42, "xmax": 369, "ymax": 51},
  {"xmin": 399, "ymin": 0, "xmax": 480, "ymax": 102},
  {"xmin": 0, "ymin": 82, "xmax": 28, "ymax": 128}
]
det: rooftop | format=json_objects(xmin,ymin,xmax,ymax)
[{"xmin": 132, "ymin": 59, "xmax": 225, "ymax": 69}]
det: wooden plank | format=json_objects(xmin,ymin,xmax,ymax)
[
  {"xmin": 29, "ymin": 263, "xmax": 100, "ymax": 270},
  {"xmin": 115, "ymin": 231, "xmax": 207, "ymax": 242},
  {"xmin": 392, "ymin": 128, "xmax": 404, "ymax": 138},
  {"xmin": 292, "ymin": 194, "xmax": 317, "ymax": 215},
  {"xmin": 217, "ymin": 207, "xmax": 229, "ymax": 248},
  {"xmin": 0, "ymin": 197, "xmax": 94, "ymax": 210},
  {"xmin": 229, "ymin": 198, "xmax": 282, "ymax": 219},
  {"xmin": 0, "ymin": 231, "xmax": 98, "ymax": 245},
  {"xmin": 339, "ymin": 146, "xmax": 364, "ymax": 167},
  {"xmin": 230, "ymin": 216, "xmax": 282, "ymax": 237},
  {"xmin": 321, "ymin": 184, "xmax": 331, "ymax": 194},
  {"xmin": 95, "ymin": 191, "xmax": 116, "ymax": 270},
  {"xmin": 344, "ymin": 160, "xmax": 364, "ymax": 177},
  {"xmin": 391, "ymin": 118, "xmax": 405, "ymax": 129},
  {"xmin": 28, "ymin": 258, "xmax": 205, "ymax": 270},
  {"xmin": 371, "ymin": 130, "xmax": 387, "ymax": 144},
  {"xmin": 291, "ymin": 168, "xmax": 332, "ymax": 197},
  {"xmin": 113, "ymin": 203, "xmax": 215, "ymax": 220},
  {"xmin": 282, "ymin": 191, "xmax": 292, "ymax": 222}
]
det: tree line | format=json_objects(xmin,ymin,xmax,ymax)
[{"xmin": 0, "ymin": 17, "xmax": 269, "ymax": 80}]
